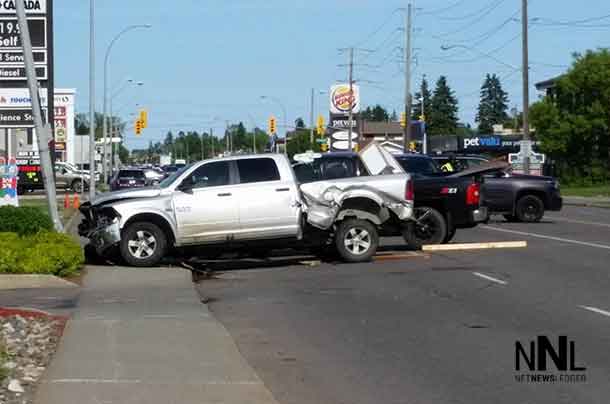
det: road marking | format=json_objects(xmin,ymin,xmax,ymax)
[
  {"xmin": 422, "ymin": 241, "xmax": 527, "ymax": 252},
  {"xmin": 579, "ymin": 305, "xmax": 610, "ymax": 318},
  {"xmin": 472, "ymin": 272, "xmax": 508, "ymax": 285},
  {"xmin": 546, "ymin": 216, "xmax": 610, "ymax": 228},
  {"xmin": 481, "ymin": 225, "xmax": 610, "ymax": 250}
]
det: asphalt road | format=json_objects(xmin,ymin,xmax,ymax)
[{"xmin": 196, "ymin": 205, "xmax": 610, "ymax": 404}]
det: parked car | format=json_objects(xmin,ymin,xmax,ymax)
[
  {"xmin": 294, "ymin": 152, "xmax": 489, "ymax": 248},
  {"xmin": 79, "ymin": 146, "xmax": 414, "ymax": 267},
  {"xmin": 110, "ymin": 169, "xmax": 148, "ymax": 191},
  {"xmin": 430, "ymin": 154, "xmax": 563, "ymax": 222}
]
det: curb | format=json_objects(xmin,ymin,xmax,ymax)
[{"xmin": 564, "ymin": 201, "xmax": 610, "ymax": 209}]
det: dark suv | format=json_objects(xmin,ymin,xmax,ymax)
[{"xmin": 110, "ymin": 169, "xmax": 148, "ymax": 191}]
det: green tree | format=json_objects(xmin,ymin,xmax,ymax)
[
  {"xmin": 361, "ymin": 105, "xmax": 390, "ymax": 121},
  {"xmin": 530, "ymin": 49, "xmax": 610, "ymax": 184},
  {"xmin": 412, "ymin": 76, "xmax": 432, "ymax": 121},
  {"xmin": 476, "ymin": 74, "xmax": 509, "ymax": 134},
  {"xmin": 428, "ymin": 76, "xmax": 459, "ymax": 136}
]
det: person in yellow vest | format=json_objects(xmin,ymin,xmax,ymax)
[{"xmin": 440, "ymin": 160, "xmax": 455, "ymax": 172}]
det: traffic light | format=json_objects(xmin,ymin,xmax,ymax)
[
  {"xmin": 268, "ymin": 116, "xmax": 277, "ymax": 134},
  {"xmin": 135, "ymin": 119, "xmax": 143, "ymax": 136},
  {"xmin": 400, "ymin": 112, "xmax": 407, "ymax": 128},
  {"xmin": 320, "ymin": 142, "xmax": 328, "ymax": 152},
  {"xmin": 139, "ymin": 109, "xmax": 148, "ymax": 128},
  {"xmin": 316, "ymin": 115, "xmax": 325, "ymax": 136}
]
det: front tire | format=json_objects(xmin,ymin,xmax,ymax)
[
  {"xmin": 335, "ymin": 219, "xmax": 378, "ymax": 263},
  {"xmin": 515, "ymin": 195, "xmax": 544, "ymax": 223},
  {"xmin": 120, "ymin": 222, "xmax": 167, "ymax": 267},
  {"xmin": 403, "ymin": 207, "xmax": 447, "ymax": 250}
]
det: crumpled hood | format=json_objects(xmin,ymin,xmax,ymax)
[{"xmin": 91, "ymin": 187, "xmax": 162, "ymax": 206}]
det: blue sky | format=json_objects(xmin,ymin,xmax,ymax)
[{"xmin": 54, "ymin": 0, "xmax": 610, "ymax": 149}]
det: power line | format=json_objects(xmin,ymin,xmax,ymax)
[
  {"xmin": 418, "ymin": 0, "xmax": 466, "ymax": 17},
  {"xmin": 433, "ymin": 0, "xmax": 507, "ymax": 38},
  {"xmin": 436, "ymin": 0, "xmax": 504, "ymax": 21}
]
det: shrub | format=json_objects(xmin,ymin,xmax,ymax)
[
  {"xmin": 0, "ymin": 206, "xmax": 53, "ymax": 236},
  {"xmin": 0, "ymin": 231, "xmax": 83, "ymax": 277}
]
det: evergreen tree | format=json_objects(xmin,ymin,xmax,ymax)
[
  {"xmin": 428, "ymin": 76, "xmax": 459, "ymax": 135},
  {"xmin": 361, "ymin": 105, "xmax": 390, "ymax": 121},
  {"xmin": 476, "ymin": 73, "xmax": 509, "ymax": 134},
  {"xmin": 412, "ymin": 76, "xmax": 432, "ymax": 121}
]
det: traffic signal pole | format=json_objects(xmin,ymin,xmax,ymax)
[
  {"xmin": 16, "ymin": 0, "xmax": 63, "ymax": 231},
  {"xmin": 521, "ymin": 0, "xmax": 531, "ymax": 174},
  {"xmin": 404, "ymin": 3, "xmax": 413, "ymax": 152}
]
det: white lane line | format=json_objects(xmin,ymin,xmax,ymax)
[
  {"xmin": 579, "ymin": 306, "xmax": 610, "ymax": 318},
  {"xmin": 481, "ymin": 225, "xmax": 610, "ymax": 250},
  {"xmin": 546, "ymin": 216, "xmax": 610, "ymax": 228},
  {"xmin": 472, "ymin": 272, "xmax": 508, "ymax": 285}
]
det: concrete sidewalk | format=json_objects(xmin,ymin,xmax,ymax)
[{"xmin": 35, "ymin": 266, "xmax": 279, "ymax": 404}]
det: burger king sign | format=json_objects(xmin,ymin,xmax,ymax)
[{"xmin": 330, "ymin": 84, "xmax": 360, "ymax": 115}]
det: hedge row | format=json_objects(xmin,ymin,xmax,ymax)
[
  {"xmin": 0, "ymin": 231, "xmax": 83, "ymax": 277},
  {"xmin": 0, "ymin": 206, "xmax": 53, "ymax": 236}
]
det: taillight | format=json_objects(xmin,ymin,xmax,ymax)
[
  {"xmin": 405, "ymin": 178, "xmax": 414, "ymax": 201},
  {"xmin": 466, "ymin": 183, "xmax": 480, "ymax": 205}
]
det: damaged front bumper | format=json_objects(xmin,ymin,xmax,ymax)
[{"xmin": 78, "ymin": 203, "xmax": 122, "ymax": 254}]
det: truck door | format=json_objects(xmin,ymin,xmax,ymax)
[
  {"xmin": 172, "ymin": 161, "xmax": 239, "ymax": 243},
  {"xmin": 233, "ymin": 157, "xmax": 300, "ymax": 240}
]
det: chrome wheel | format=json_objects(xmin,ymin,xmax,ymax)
[
  {"xmin": 343, "ymin": 227, "xmax": 371, "ymax": 256},
  {"xmin": 127, "ymin": 230, "xmax": 157, "ymax": 259}
]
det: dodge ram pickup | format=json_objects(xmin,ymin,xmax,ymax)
[{"xmin": 79, "ymin": 146, "xmax": 414, "ymax": 267}]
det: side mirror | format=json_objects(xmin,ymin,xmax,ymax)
[{"xmin": 177, "ymin": 179, "xmax": 193, "ymax": 193}]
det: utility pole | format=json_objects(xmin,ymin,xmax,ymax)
[
  {"xmin": 200, "ymin": 131, "xmax": 204, "ymax": 160},
  {"xmin": 309, "ymin": 88, "xmax": 315, "ymax": 146},
  {"xmin": 421, "ymin": 84, "xmax": 427, "ymax": 154},
  {"xmin": 348, "ymin": 47, "xmax": 354, "ymax": 152},
  {"xmin": 521, "ymin": 0, "xmax": 531, "ymax": 174},
  {"xmin": 16, "ymin": 0, "xmax": 62, "ymax": 231},
  {"xmin": 89, "ymin": 0, "xmax": 96, "ymax": 201},
  {"xmin": 210, "ymin": 128, "xmax": 215, "ymax": 157},
  {"xmin": 404, "ymin": 3, "xmax": 413, "ymax": 152}
]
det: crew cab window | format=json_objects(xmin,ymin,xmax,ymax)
[
  {"xmin": 185, "ymin": 161, "xmax": 230, "ymax": 188},
  {"xmin": 397, "ymin": 157, "xmax": 439, "ymax": 175},
  {"xmin": 237, "ymin": 158, "xmax": 280, "ymax": 183}
]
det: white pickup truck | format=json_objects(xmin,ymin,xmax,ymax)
[{"xmin": 79, "ymin": 145, "xmax": 414, "ymax": 267}]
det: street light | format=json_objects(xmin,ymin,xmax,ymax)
[
  {"xmin": 110, "ymin": 81, "xmax": 143, "ymax": 172},
  {"xmin": 102, "ymin": 24, "xmax": 152, "ymax": 184},
  {"xmin": 440, "ymin": 44, "xmax": 519, "ymax": 71},
  {"xmin": 260, "ymin": 95, "xmax": 288, "ymax": 154}
]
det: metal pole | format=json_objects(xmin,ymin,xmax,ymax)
[
  {"xmin": 201, "ymin": 131, "xmax": 204, "ymax": 160},
  {"xmin": 404, "ymin": 3, "xmax": 413, "ymax": 152},
  {"xmin": 309, "ymin": 88, "xmax": 314, "ymax": 146},
  {"xmin": 421, "ymin": 93, "xmax": 427, "ymax": 154},
  {"xmin": 210, "ymin": 128, "xmax": 215, "ymax": 157},
  {"xmin": 16, "ymin": 0, "xmax": 62, "ymax": 231},
  {"xmin": 88, "ymin": 0, "xmax": 96, "ymax": 201},
  {"xmin": 522, "ymin": 0, "xmax": 531, "ymax": 174},
  {"xmin": 348, "ymin": 48, "xmax": 354, "ymax": 152}
]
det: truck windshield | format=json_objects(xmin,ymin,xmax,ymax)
[{"xmin": 159, "ymin": 163, "xmax": 195, "ymax": 188}]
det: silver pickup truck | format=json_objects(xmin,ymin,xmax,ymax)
[{"xmin": 79, "ymin": 145, "xmax": 414, "ymax": 267}]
